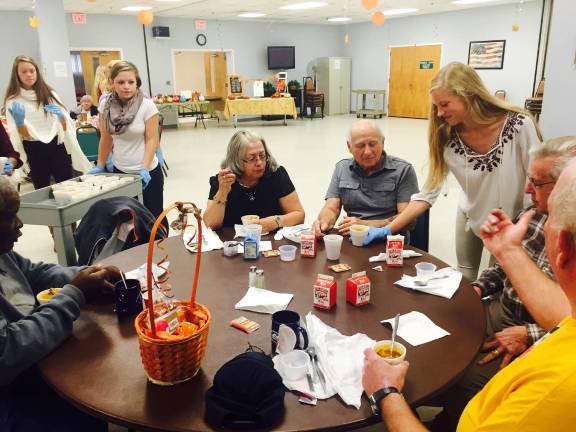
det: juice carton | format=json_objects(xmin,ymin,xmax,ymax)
[
  {"xmin": 300, "ymin": 230, "xmax": 316, "ymax": 258},
  {"xmin": 386, "ymin": 234, "xmax": 404, "ymax": 267},
  {"xmin": 346, "ymin": 271, "xmax": 371, "ymax": 306},
  {"xmin": 313, "ymin": 274, "xmax": 337, "ymax": 310}
]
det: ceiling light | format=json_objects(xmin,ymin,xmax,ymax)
[
  {"xmin": 382, "ymin": 8, "xmax": 419, "ymax": 16},
  {"xmin": 452, "ymin": 0, "xmax": 499, "ymax": 5},
  {"xmin": 121, "ymin": 6, "xmax": 153, "ymax": 11},
  {"xmin": 327, "ymin": 17, "xmax": 352, "ymax": 22},
  {"xmin": 238, "ymin": 12, "xmax": 267, "ymax": 18},
  {"xmin": 156, "ymin": 0, "xmax": 182, "ymax": 2},
  {"xmin": 280, "ymin": 2, "xmax": 328, "ymax": 11}
]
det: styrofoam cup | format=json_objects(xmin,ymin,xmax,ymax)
[
  {"xmin": 350, "ymin": 224, "xmax": 369, "ymax": 247},
  {"xmin": 324, "ymin": 234, "xmax": 343, "ymax": 260}
]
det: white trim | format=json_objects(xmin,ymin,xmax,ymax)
[
  {"xmin": 170, "ymin": 48, "xmax": 235, "ymax": 94},
  {"xmin": 69, "ymin": 47, "xmax": 124, "ymax": 58},
  {"xmin": 386, "ymin": 43, "xmax": 443, "ymax": 114}
]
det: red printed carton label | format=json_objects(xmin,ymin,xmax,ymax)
[
  {"xmin": 386, "ymin": 235, "xmax": 404, "ymax": 267},
  {"xmin": 313, "ymin": 274, "xmax": 336, "ymax": 309},
  {"xmin": 346, "ymin": 271, "xmax": 371, "ymax": 306}
]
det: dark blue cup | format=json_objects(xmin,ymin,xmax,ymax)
[
  {"xmin": 114, "ymin": 278, "xmax": 143, "ymax": 317},
  {"xmin": 271, "ymin": 310, "xmax": 309, "ymax": 353}
]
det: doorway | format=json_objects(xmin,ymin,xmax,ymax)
[
  {"xmin": 388, "ymin": 44, "xmax": 442, "ymax": 119},
  {"xmin": 172, "ymin": 49, "xmax": 233, "ymax": 110},
  {"xmin": 69, "ymin": 49, "xmax": 122, "ymax": 102}
]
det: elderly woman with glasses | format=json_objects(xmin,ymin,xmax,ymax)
[{"xmin": 203, "ymin": 130, "xmax": 305, "ymax": 232}]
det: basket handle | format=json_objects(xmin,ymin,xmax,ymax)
[{"xmin": 145, "ymin": 202, "xmax": 203, "ymax": 338}]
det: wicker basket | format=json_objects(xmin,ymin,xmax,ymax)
[
  {"xmin": 134, "ymin": 202, "xmax": 210, "ymax": 385},
  {"xmin": 135, "ymin": 301, "xmax": 211, "ymax": 385}
]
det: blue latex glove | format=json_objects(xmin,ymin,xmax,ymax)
[
  {"xmin": 8, "ymin": 102, "xmax": 25, "ymax": 126},
  {"xmin": 88, "ymin": 165, "xmax": 106, "ymax": 175},
  {"xmin": 44, "ymin": 103, "xmax": 66, "ymax": 121},
  {"xmin": 139, "ymin": 168, "xmax": 151, "ymax": 189},
  {"xmin": 2, "ymin": 159, "xmax": 14, "ymax": 175},
  {"xmin": 105, "ymin": 154, "xmax": 114, "ymax": 173},
  {"xmin": 156, "ymin": 148, "xmax": 164, "ymax": 166},
  {"xmin": 363, "ymin": 226, "xmax": 392, "ymax": 246}
]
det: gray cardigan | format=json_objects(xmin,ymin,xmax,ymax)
[{"xmin": 0, "ymin": 251, "xmax": 85, "ymax": 386}]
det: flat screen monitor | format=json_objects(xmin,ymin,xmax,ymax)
[{"xmin": 267, "ymin": 46, "xmax": 295, "ymax": 70}]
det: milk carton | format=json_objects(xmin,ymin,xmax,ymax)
[
  {"xmin": 313, "ymin": 274, "xmax": 337, "ymax": 310},
  {"xmin": 346, "ymin": 271, "xmax": 371, "ymax": 306}
]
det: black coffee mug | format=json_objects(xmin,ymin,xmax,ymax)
[
  {"xmin": 114, "ymin": 278, "xmax": 143, "ymax": 317},
  {"xmin": 271, "ymin": 310, "xmax": 309, "ymax": 353}
]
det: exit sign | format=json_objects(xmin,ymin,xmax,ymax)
[
  {"xmin": 420, "ymin": 61, "xmax": 434, "ymax": 69},
  {"xmin": 195, "ymin": 20, "xmax": 207, "ymax": 30},
  {"xmin": 71, "ymin": 13, "xmax": 86, "ymax": 24}
]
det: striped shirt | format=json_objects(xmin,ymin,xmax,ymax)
[{"xmin": 472, "ymin": 208, "xmax": 553, "ymax": 344}]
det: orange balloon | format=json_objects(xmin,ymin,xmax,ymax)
[
  {"xmin": 361, "ymin": 0, "xmax": 379, "ymax": 10},
  {"xmin": 138, "ymin": 10, "xmax": 154, "ymax": 25},
  {"xmin": 371, "ymin": 11, "xmax": 386, "ymax": 26},
  {"xmin": 29, "ymin": 16, "xmax": 40, "ymax": 28},
  {"xmin": 512, "ymin": 24, "xmax": 520, "ymax": 32}
]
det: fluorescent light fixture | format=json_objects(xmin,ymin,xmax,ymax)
[
  {"xmin": 156, "ymin": 0, "xmax": 182, "ymax": 2},
  {"xmin": 238, "ymin": 12, "xmax": 267, "ymax": 18},
  {"xmin": 327, "ymin": 17, "xmax": 352, "ymax": 22},
  {"xmin": 121, "ymin": 6, "xmax": 152, "ymax": 11},
  {"xmin": 280, "ymin": 2, "xmax": 328, "ymax": 11},
  {"xmin": 382, "ymin": 8, "xmax": 419, "ymax": 16},
  {"xmin": 452, "ymin": 0, "xmax": 499, "ymax": 4}
]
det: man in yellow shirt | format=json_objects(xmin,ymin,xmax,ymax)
[{"xmin": 362, "ymin": 157, "xmax": 576, "ymax": 431}]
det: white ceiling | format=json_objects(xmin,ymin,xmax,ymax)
[{"xmin": 0, "ymin": 0, "xmax": 533, "ymax": 24}]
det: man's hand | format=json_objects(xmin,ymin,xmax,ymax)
[
  {"xmin": 258, "ymin": 216, "xmax": 277, "ymax": 233},
  {"xmin": 70, "ymin": 266, "xmax": 116, "ymax": 303},
  {"xmin": 362, "ymin": 348, "xmax": 409, "ymax": 396},
  {"xmin": 337, "ymin": 216, "xmax": 367, "ymax": 235},
  {"xmin": 479, "ymin": 209, "xmax": 534, "ymax": 259},
  {"xmin": 478, "ymin": 326, "xmax": 529, "ymax": 369},
  {"xmin": 312, "ymin": 219, "xmax": 332, "ymax": 237}
]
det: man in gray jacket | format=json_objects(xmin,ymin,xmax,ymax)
[{"xmin": 0, "ymin": 177, "xmax": 121, "ymax": 431}]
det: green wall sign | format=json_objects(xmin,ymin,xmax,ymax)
[{"xmin": 420, "ymin": 61, "xmax": 434, "ymax": 69}]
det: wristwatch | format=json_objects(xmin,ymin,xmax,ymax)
[
  {"xmin": 274, "ymin": 215, "xmax": 282, "ymax": 229},
  {"xmin": 369, "ymin": 386, "xmax": 400, "ymax": 415}
]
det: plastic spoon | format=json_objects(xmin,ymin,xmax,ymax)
[
  {"xmin": 414, "ymin": 274, "xmax": 449, "ymax": 286},
  {"xmin": 390, "ymin": 314, "xmax": 400, "ymax": 357}
]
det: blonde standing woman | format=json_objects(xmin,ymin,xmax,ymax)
[
  {"xmin": 364, "ymin": 62, "xmax": 542, "ymax": 280},
  {"xmin": 4, "ymin": 55, "xmax": 91, "ymax": 189}
]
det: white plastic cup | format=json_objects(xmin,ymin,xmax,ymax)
[
  {"xmin": 415, "ymin": 262, "xmax": 437, "ymax": 278},
  {"xmin": 349, "ymin": 224, "xmax": 369, "ymax": 247},
  {"xmin": 280, "ymin": 350, "xmax": 310, "ymax": 380},
  {"xmin": 373, "ymin": 340, "xmax": 407, "ymax": 364},
  {"xmin": 324, "ymin": 234, "xmax": 343, "ymax": 260},
  {"xmin": 241, "ymin": 214, "xmax": 260, "ymax": 225},
  {"xmin": 279, "ymin": 245, "xmax": 297, "ymax": 262},
  {"xmin": 244, "ymin": 223, "xmax": 263, "ymax": 243}
]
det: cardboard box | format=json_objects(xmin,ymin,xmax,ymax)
[
  {"xmin": 346, "ymin": 271, "xmax": 371, "ymax": 306},
  {"xmin": 313, "ymin": 274, "xmax": 337, "ymax": 309}
]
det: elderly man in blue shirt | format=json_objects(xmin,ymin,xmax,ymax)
[{"xmin": 312, "ymin": 119, "xmax": 419, "ymax": 242}]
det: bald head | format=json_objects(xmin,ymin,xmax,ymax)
[
  {"xmin": 548, "ymin": 157, "xmax": 576, "ymax": 238},
  {"xmin": 347, "ymin": 120, "xmax": 385, "ymax": 174},
  {"xmin": 348, "ymin": 120, "xmax": 383, "ymax": 143}
]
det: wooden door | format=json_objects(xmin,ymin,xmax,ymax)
[
  {"xmin": 79, "ymin": 50, "xmax": 121, "ymax": 100},
  {"xmin": 388, "ymin": 45, "xmax": 441, "ymax": 119},
  {"xmin": 204, "ymin": 52, "xmax": 228, "ymax": 101}
]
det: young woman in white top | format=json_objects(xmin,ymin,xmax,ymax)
[
  {"xmin": 365, "ymin": 62, "xmax": 542, "ymax": 280},
  {"xmin": 4, "ymin": 55, "xmax": 91, "ymax": 189},
  {"xmin": 90, "ymin": 61, "xmax": 165, "ymax": 228}
]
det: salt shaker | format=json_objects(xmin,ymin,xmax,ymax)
[
  {"xmin": 249, "ymin": 266, "xmax": 258, "ymax": 287},
  {"xmin": 255, "ymin": 269, "xmax": 265, "ymax": 289}
]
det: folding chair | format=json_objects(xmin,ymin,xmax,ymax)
[{"xmin": 76, "ymin": 125, "xmax": 99, "ymax": 163}]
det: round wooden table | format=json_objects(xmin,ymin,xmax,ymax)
[{"xmin": 39, "ymin": 231, "xmax": 485, "ymax": 431}]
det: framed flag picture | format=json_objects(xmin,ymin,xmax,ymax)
[{"xmin": 468, "ymin": 40, "xmax": 506, "ymax": 70}]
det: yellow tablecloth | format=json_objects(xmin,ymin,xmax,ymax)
[{"xmin": 223, "ymin": 97, "xmax": 297, "ymax": 120}]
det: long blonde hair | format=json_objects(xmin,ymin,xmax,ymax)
[
  {"xmin": 93, "ymin": 59, "xmax": 120, "ymax": 101},
  {"xmin": 424, "ymin": 62, "xmax": 541, "ymax": 191}
]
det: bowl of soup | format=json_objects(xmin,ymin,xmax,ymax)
[
  {"xmin": 373, "ymin": 340, "xmax": 407, "ymax": 364},
  {"xmin": 36, "ymin": 288, "xmax": 62, "ymax": 305}
]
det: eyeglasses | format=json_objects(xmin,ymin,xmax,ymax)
[
  {"xmin": 528, "ymin": 176, "xmax": 555, "ymax": 188},
  {"xmin": 243, "ymin": 152, "xmax": 268, "ymax": 165}
]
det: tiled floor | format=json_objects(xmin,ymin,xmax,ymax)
[{"xmin": 15, "ymin": 114, "xmax": 486, "ymax": 431}]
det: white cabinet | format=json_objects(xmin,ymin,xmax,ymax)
[{"xmin": 316, "ymin": 57, "xmax": 351, "ymax": 115}]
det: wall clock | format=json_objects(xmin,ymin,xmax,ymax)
[{"xmin": 196, "ymin": 33, "xmax": 207, "ymax": 46}]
